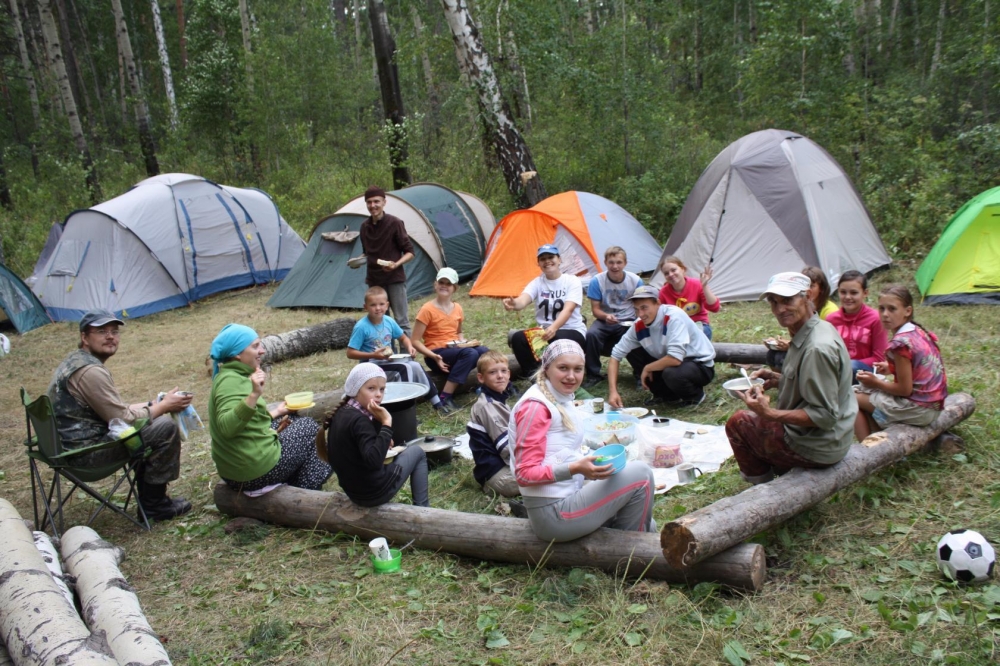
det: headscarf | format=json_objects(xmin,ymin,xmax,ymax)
[
  {"xmin": 210, "ymin": 324, "xmax": 259, "ymax": 376},
  {"xmin": 344, "ymin": 363, "xmax": 387, "ymax": 397},
  {"xmin": 541, "ymin": 339, "xmax": 584, "ymax": 369}
]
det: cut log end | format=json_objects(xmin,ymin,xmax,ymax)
[{"xmin": 660, "ymin": 521, "xmax": 697, "ymax": 570}]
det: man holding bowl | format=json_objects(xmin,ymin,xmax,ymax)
[{"xmin": 726, "ymin": 272, "xmax": 857, "ymax": 484}]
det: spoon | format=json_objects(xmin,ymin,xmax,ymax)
[{"xmin": 740, "ymin": 367, "xmax": 754, "ymax": 390}]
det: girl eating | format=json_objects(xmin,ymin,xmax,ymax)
[
  {"xmin": 318, "ymin": 364, "xmax": 429, "ymax": 507},
  {"xmin": 826, "ymin": 270, "xmax": 887, "ymax": 381},
  {"xmin": 508, "ymin": 340, "xmax": 656, "ymax": 542},
  {"xmin": 855, "ymin": 285, "xmax": 948, "ymax": 440}
]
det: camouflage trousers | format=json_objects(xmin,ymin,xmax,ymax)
[{"xmin": 66, "ymin": 415, "xmax": 182, "ymax": 486}]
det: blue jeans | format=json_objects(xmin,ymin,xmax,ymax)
[{"xmin": 851, "ymin": 359, "xmax": 873, "ymax": 384}]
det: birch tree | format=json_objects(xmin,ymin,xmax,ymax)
[
  {"xmin": 440, "ymin": 0, "xmax": 545, "ymax": 206},
  {"xmin": 38, "ymin": 0, "xmax": 100, "ymax": 201},
  {"xmin": 149, "ymin": 0, "xmax": 179, "ymax": 129},
  {"xmin": 369, "ymin": 0, "xmax": 411, "ymax": 188},
  {"xmin": 111, "ymin": 0, "xmax": 159, "ymax": 176},
  {"xmin": 7, "ymin": 0, "xmax": 41, "ymax": 175}
]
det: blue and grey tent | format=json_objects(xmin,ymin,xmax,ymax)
[
  {"xmin": 0, "ymin": 263, "xmax": 50, "ymax": 333},
  {"xmin": 268, "ymin": 184, "xmax": 494, "ymax": 310},
  {"xmin": 30, "ymin": 174, "xmax": 305, "ymax": 322}
]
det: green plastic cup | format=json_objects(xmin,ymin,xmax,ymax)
[{"xmin": 370, "ymin": 548, "xmax": 402, "ymax": 574}]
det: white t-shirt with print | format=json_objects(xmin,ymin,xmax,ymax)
[{"xmin": 523, "ymin": 273, "xmax": 586, "ymax": 335}]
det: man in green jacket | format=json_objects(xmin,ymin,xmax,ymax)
[
  {"xmin": 726, "ymin": 272, "xmax": 857, "ymax": 484},
  {"xmin": 48, "ymin": 309, "xmax": 193, "ymax": 521}
]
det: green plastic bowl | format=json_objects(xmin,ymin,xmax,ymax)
[{"xmin": 370, "ymin": 548, "xmax": 402, "ymax": 574}]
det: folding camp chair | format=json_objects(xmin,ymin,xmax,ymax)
[{"xmin": 21, "ymin": 388, "xmax": 150, "ymax": 537}]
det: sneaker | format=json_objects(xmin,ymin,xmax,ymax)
[
  {"xmin": 435, "ymin": 399, "xmax": 457, "ymax": 415},
  {"xmin": 508, "ymin": 499, "xmax": 528, "ymax": 519},
  {"xmin": 582, "ymin": 375, "xmax": 604, "ymax": 389},
  {"xmin": 643, "ymin": 394, "xmax": 664, "ymax": 406},
  {"xmin": 682, "ymin": 392, "xmax": 707, "ymax": 407}
]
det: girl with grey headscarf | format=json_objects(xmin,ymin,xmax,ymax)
[
  {"xmin": 507, "ymin": 339, "xmax": 655, "ymax": 542},
  {"xmin": 318, "ymin": 363, "xmax": 429, "ymax": 507}
]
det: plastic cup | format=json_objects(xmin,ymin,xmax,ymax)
[
  {"xmin": 368, "ymin": 537, "xmax": 391, "ymax": 561},
  {"xmin": 371, "ymin": 548, "xmax": 402, "ymax": 573}
]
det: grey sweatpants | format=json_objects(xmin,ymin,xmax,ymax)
[
  {"xmin": 384, "ymin": 282, "xmax": 411, "ymax": 335},
  {"xmin": 522, "ymin": 461, "xmax": 656, "ymax": 542}
]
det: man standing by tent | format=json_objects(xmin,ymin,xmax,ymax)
[
  {"xmin": 359, "ymin": 186, "xmax": 415, "ymax": 334},
  {"xmin": 47, "ymin": 310, "xmax": 194, "ymax": 521},
  {"xmin": 725, "ymin": 272, "xmax": 856, "ymax": 485}
]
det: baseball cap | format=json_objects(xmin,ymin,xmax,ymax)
[
  {"xmin": 760, "ymin": 272, "xmax": 811, "ymax": 299},
  {"xmin": 79, "ymin": 309, "xmax": 125, "ymax": 332},
  {"xmin": 536, "ymin": 244, "xmax": 560, "ymax": 257},
  {"xmin": 627, "ymin": 285, "xmax": 661, "ymax": 301},
  {"xmin": 436, "ymin": 267, "xmax": 460, "ymax": 285}
]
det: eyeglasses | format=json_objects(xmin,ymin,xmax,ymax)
[{"xmin": 90, "ymin": 328, "xmax": 121, "ymax": 338}]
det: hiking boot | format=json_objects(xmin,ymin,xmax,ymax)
[
  {"xmin": 508, "ymin": 499, "xmax": 528, "ymax": 519},
  {"xmin": 582, "ymin": 375, "xmax": 604, "ymax": 389},
  {"xmin": 139, "ymin": 481, "xmax": 192, "ymax": 522}
]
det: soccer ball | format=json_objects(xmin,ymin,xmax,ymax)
[
  {"xmin": 0, "ymin": 333, "xmax": 9, "ymax": 357},
  {"xmin": 936, "ymin": 529, "xmax": 996, "ymax": 584}
]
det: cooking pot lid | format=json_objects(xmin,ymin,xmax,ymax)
[
  {"xmin": 404, "ymin": 435, "xmax": 457, "ymax": 452},
  {"xmin": 382, "ymin": 382, "xmax": 427, "ymax": 404}
]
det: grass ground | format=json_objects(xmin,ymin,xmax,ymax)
[{"xmin": 1, "ymin": 262, "xmax": 999, "ymax": 665}]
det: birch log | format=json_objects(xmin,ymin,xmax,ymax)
[
  {"xmin": 214, "ymin": 483, "xmax": 766, "ymax": 590},
  {"xmin": 660, "ymin": 392, "xmax": 976, "ymax": 568},
  {"xmin": 31, "ymin": 531, "xmax": 74, "ymax": 609},
  {"xmin": 60, "ymin": 526, "xmax": 172, "ymax": 666},
  {"xmin": 0, "ymin": 643, "xmax": 12, "ymax": 666},
  {"xmin": 260, "ymin": 317, "xmax": 356, "ymax": 364},
  {"xmin": 0, "ymin": 499, "xmax": 118, "ymax": 666}
]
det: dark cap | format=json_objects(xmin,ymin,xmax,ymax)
[
  {"xmin": 364, "ymin": 186, "xmax": 386, "ymax": 201},
  {"xmin": 79, "ymin": 309, "xmax": 125, "ymax": 332}
]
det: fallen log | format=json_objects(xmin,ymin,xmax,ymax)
[
  {"xmin": 260, "ymin": 317, "xmax": 356, "ymax": 365},
  {"xmin": 60, "ymin": 526, "xmax": 172, "ymax": 666},
  {"xmin": 505, "ymin": 331, "xmax": 766, "ymax": 365},
  {"xmin": 0, "ymin": 499, "xmax": 118, "ymax": 666},
  {"xmin": 214, "ymin": 483, "xmax": 766, "ymax": 591},
  {"xmin": 660, "ymin": 392, "xmax": 976, "ymax": 569},
  {"xmin": 32, "ymin": 531, "xmax": 74, "ymax": 609}
]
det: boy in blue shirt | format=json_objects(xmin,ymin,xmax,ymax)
[
  {"xmin": 347, "ymin": 286, "xmax": 448, "ymax": 413},
  {"xmin": 583, "ymin": 246, "xmax": 644, "ymax": 388}
]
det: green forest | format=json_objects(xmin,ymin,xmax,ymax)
[{"xmin": 1, "ymin": 0, "xmax": 998, "ymax": 278}]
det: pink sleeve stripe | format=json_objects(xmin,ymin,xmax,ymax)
[{"xmin": 512, "ymin": 400, "xmax": 555, "ymax": 485}]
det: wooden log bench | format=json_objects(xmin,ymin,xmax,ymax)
[
  {"xmin": 660, "ymin": 392, "xmax": 976, "ymax": 569},
  {"xmin": 213, "ymin": 483, "xmax": 766, "ymax": 591}
]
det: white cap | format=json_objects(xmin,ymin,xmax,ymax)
[
  {"xmin": 436, "ymin": 267, "xmax": 460, "ymax": 285},
  {"xmin": 760, "ymin": 272, "xmax": 811, "ymax": 299}
]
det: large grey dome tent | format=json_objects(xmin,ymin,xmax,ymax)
[
  {"xmin": 30, "ymin": 173, "xmax": 305, "ymax": 321},
  {"xmin": 268, "ymin": 184, "xmax": 494, "ymax": 310},
  {"xmin": 655, "ymin": 129, "xmax": 891, "ymax": 301}
]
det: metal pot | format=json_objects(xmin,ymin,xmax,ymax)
[{"xmin": 405, "ymin": 435, "xmax": 458, "ymax": 468}]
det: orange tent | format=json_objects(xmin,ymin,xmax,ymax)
[{"xmin": 470, "ymin": 191, "xmax": 662, "ymax": 297}]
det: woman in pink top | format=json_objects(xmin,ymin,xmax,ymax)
[
  {"xmin": 657, "ymin": 255, "xmax": 719, "ymax": 340},
  {"xmin": 825, "ymin": 270, "xmax": 887, "ymax": 383}
]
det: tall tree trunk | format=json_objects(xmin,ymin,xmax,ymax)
[
  {"xmin": 0, "ymin": 150, "xmax": 12, "ymax": 211},
  {"xmin": 175, "ymin": 0, "xmax": 187, "ymax": 67},
  {"xmin": 928, "ymin": 0, "xmax": 946, "ymax": 79},
  {"xmin": 53, "ymin": 0, "xmax": 89, "ymax": 126},
  {"xmin": 149, "ymin": 0, "xmax": 178, "ymax": 129},
  {"xmin": 66, "ymin": 0, "xmax": 111, "ymax": 139},
  {"xmin": 369, "ymin": 0, "xmax": 411, "ymax": 189},
  {"xmin": 238, "ymin": 0, "xmax": 254, "ymax": 95},
  {"xmin": 440, "ymin": 0, "xmax": 545, "ymax": 207},
  {"xmin": 911, "ymin": 0, "xmax": 921, "ymax": 78},
  {"xmin": 38, "ymin": 0, "xmax": 99, "ymax": 202},
  {"xmin": 353, "ymin": 0, "xmax": 363, "ymax": 69},
  {"xmin": 621, "ymin": 0, "xmax": 630, "ymax": 174},
  {"xmin": 111, "ymin": 0, "xmax": 158, "ymax": 176},
  {"xmin": 7, "ymin": 0, "xmax": 41, "ymax": 176},
  {"xmin": 887, "ymin": 0, "xmax": 899, "ymax": 57}
]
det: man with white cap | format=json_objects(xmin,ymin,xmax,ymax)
[
  {"xmin": 725, "ymin": 272, "xmax": 857, "ymax": 484},
  {"xmin": 47, "ymin": 309, "xmax": 194, "ymax": 521}
]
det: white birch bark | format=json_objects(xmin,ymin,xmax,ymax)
[
  {"xmin": 0, "ymin": 499, "xmax": 118, "ymax": 666},
  {"xmin": 111, "ymin": 0, "xmax": 159, "ymax": 176},
  {"xmin": 38, "ymin": 0, "xmax": 99, "ymax": 200},
  {"xmin": 32, "ymin": 531, "xmax": 75, "ymax": 609},
  {"xmin": 61, "ymin": 526, "xmax": 172, "ymax": 666},
  {"xmin": 148, "ymin": 0, "xmax": 178, "ymax": 129},
  {"xmin": 439, "ymin": 0, "xmax": 544, "ymax": 205},
  {"xmin": 238, "ymin": 0, "xmax": 254, "ymax": 94},
  {"xmin": 929, "ymin": 0, "xmax": 946, "ymax": 78},
  {"xmin": 7, "ymin": 0, "xmax": 41, "ymax": 130}
]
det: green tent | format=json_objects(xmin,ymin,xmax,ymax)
[
  {"xmin": 916, "ymin": 186, "xmax": 1000, "ymax": 305},
  {"xmin": 267, "ymin": 184, "xmax": 494, "ymax": 310},
  {"xmin": 0, "ymin": 263, "xmax": 51, "ymax": 333}
]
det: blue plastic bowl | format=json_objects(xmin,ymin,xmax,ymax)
[{"xmin": 592, "ymin": 444, "xmax": 627, "ymax": 474}]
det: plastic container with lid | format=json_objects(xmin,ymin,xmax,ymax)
[{"xmin": 583, "ymin": 412, "xmax": 639, "ymax": 449}]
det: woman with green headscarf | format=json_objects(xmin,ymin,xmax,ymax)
[{"xmin": 208, "ymin": 324, "xmax": 331, "ymax": 492}]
